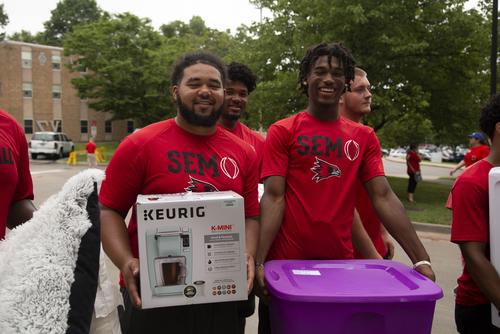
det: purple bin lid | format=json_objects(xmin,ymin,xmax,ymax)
[{"xmin": 264, "ymin": 260, "xmax": 443, "ymax": 303}]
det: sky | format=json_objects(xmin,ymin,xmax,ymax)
[
  {"xmin": 2, "ymin": 0, "xmax": 481, "ymax": 37},
  {"xmin": 2, "ymin": 0, "xmax": 270, "ymax": 36}
]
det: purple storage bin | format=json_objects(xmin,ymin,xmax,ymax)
[{"xmin": 265, "ymin": 260, "xmax": 443, "ymax": 334}]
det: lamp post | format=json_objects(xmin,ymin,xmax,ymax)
[{"xmin": 492, "ymin": 0, "xmax": 498, "ymax": 96}]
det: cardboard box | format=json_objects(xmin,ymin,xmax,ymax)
[{"xmin": 137, "ymin": 191, "xmax": 247, "ymax": 309}]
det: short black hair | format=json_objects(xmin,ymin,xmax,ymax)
[
  {"xmin": 170, "ymin": 52, "xmax": 227, "ymax": 86},
  {"xmin": 480, "ymin": 94, "xmax": 500, "ymax": 140},
  {"xmin": 298, "ymin": 42, "xmax": 356, "ymax": 96},
  {"xmin": 227, "ymin": 62, "xmax": 257, "ymax": 93}
]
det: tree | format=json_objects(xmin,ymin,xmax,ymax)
[
  {"xmin": 9, "ymin": 30, "xmax": 45, "ymax": 44},
  {"xmin": 247, "ymin": 0, "xmax": 490, "ymax": 145},
  {"xmin": 64, "ymin": 13, "xmax": 170, "ymax": 126},
  {"xmin": 43, "ymin": 0, "xmax": 104, "ymax": 46},
  {"xmin": 0, "ymin": 4, "xmax": 8, "ymax": 40}
]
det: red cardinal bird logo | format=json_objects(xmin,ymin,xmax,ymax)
[
  {"xmin": 311, "ymin": 157, "xmax": 341, "ymax": 183},
  {"xmin": 185, "ymin": 176, "xmax": 219, "ymax": 192}
]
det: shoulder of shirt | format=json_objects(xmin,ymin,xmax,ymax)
[
  {"xmin": 269, "ymin": 111, "xmax": 305, "ymax": 130},
  {"xmin": 0, "ymin": 109, "xmax": 24, "ymax": 136},
  {"xmin": 218, "ymin": 126, "xmax": 256, "ymax": 154},
  {"xmin": 340, "ymin": 116, "xmax": 375, "ymax": 134},
  {"xmin": 454, "ymin": 160, "xmax": 491, "ymax": 188},
  {"xmin": 124, "ymin": 119, "xmax": 174, "ymax": 148},
  {"xmin": 238, "ymin": 122, "xmax": 265, "ymax": 141}
]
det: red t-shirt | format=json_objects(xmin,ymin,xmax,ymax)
[
  {"xmin": 0, "ymin": 109, "xmax": 34, "ymax": 239},
  {"xmin": 450, "ymin": 159, "xmax": 492, "ymax": 305},
  {"xmin": 353, "ymin": 180, "xmax": 387, "ymax": 258},
  {"xmin": 99, "ymin": 119, "xmax": 260, "ymax": 265},
  {"xmin": 406, "ymin": 150, "xmax": 421, "ymax": 175},
  {"xmin": 219, "ymin": 122, "xmax": 265, "ymax": 171},
  {"xmin": 86, "ymin": 141, "xmax": 96, "ymax": 154},
  {"xmin": 261, "ymin": 112, "xmax": 385, "ymax": 261},
  {"xmin": 464, "ymin": 144, "xmax": 489, "ymax": 167}
]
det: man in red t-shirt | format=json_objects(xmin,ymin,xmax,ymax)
[
  {"xmin": 0, "ymin": 109, "xmax": 35, "ymax": 240},
  {"xmin": 219, "ymin": 62, "xmax": 265, "ymax": 171},
  {"xmin": 450, "ymin": 132, "xmax": 490, "ymax": 176},
  {"xmin": 339, "ymin": 67, "xmax": 394, "ymax": 259},
  {"xmin": 255, "ymin": 43, "xmax": 435, "ymax": 334},
  {"xmin": 218, "ymin": 62, "xmax": 264, "ymax": 330},
  {"xmin": 85, "ymin": 138, "xmax": 97, "ymax": 168},
  {"xmin": 99, "ymin": 52, "xmax": 259, "ymax": 334},
  {"xmin": 449, "ymin": 95, "xmax": 500, "ymax": 333}
]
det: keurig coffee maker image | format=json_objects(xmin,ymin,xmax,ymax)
[{"xmin": 146, "ymin": 227, "xmax": 193, "ymax": 296}]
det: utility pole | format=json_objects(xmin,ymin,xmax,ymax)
[{"xmin": 492, "ymin": 0, "xmax": 498, "ymax": 96}]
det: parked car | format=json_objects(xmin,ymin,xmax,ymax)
[
  {"xmin": 389, "ymin": 148, "xmax": 407, "ymax": 159},
  {"xmin": 29, "ymin": 132, "xmax": 74, "ymax": 160}
]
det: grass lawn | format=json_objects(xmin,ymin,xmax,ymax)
[{"xmin": 387, "ymin": 176, "xmax": 452, "ymax": 226}]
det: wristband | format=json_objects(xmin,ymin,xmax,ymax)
[{"xmin": 413, "ymin": 260, "xmax": 432, "ymax": 269}]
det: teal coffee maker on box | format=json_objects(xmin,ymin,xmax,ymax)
[{"xmin": 146, "ymin": 227, "xmax": 193, "ymax": 296}]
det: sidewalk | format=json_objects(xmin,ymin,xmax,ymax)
[{"xmin": 384, "ymin": 156, "xmax": 457, "ymax": 169}]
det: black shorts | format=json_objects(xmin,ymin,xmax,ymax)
[
  {"xmin": 455, "ymin": 303, "xmax": 500, "ymax": 334},
  {"xmin": 119, "ymin": 287, "xmax": 241, "ymax": 334}
]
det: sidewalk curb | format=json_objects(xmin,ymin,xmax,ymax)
[
  {"xmin": 413, "ymin": 221, "xmax": 451, "ymax": 235},
  {"xmin": 384, "ymin": 156, "xmax": 456, "ymax": 169}
]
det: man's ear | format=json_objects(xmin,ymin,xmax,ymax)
[{"xmin": 170, "ymin": 86, "xmax": 178, "ymax": 102}]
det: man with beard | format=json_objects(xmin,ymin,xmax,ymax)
[
  {"xmin": 339, "ymin": 68, "xmax": 395, "ymax": 259},
  {"xmin": 99, "ymin": 52, "xmax": 260, "ymax": 334},
  {"xmin": 218, "ymin": 62, "xmax": 264, "ymax": 332},
  {"xmin": 219, "ymin": 62, "xmax": 265, "ymax": 170},
  {"xmin": 255, "ymin": 43, "xmax": 435, "ymax": 333}
]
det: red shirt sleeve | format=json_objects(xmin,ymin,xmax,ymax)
[
  {"xmin": 261, "ymin": 122, "xmax": 290, "ymax": 180},
  {"xmin": 450, "ymin": 181, "xmax": 488, "ymax": 243},
  {"xmin": 479, "ymin": 145, "xmax": 490, "ymax": 160},
  {"xmin": 13, "ymin": 125, "xmax": 33, "ymax": 202},
  {"xmin": 99, "ymin": 137, "xmax": 144, "ymax": 215},
  {"xmin": 358, "ymin": 130, "xmax": 385, "ymax": 183}
]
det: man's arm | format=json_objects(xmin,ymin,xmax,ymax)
[
  {"xmin": 7, "ymin": 199, "xmax": 36, "ymax": 229},
  {"xmin": 245, "ymin": 216, "xmax": 259, "ymax": 293},
  {"xmin": 365, "ymin": 176, "xmax": 435, "ymax": 280},
  {"xmin": 100, "ymin": 203, "xmax": 141, "ymax": 308},
  {"xmin": 351, "ymin": 210, "xmax": 382, "ymax": 259},
  {"xmin": 450, "ymin": 160, "xmax": 465, "ymax": 175},
  {"xmin": 460, "ymin": 241, "xmax": 500, "ymax": 310},
  {"xmin": 255, "ymin": 176, "xmax": 286, "ymax": 301}
]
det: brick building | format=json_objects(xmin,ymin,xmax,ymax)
[{"xmin": 0, "ymin": 40, "xmax": 135, "ymax": 142}]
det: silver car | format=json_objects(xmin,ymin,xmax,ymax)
[{"xmin": 29, "ymin": 132, "xmax": 74, "ymax": 160}]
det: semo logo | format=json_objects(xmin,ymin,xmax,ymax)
[
  {"xmin": 210, "ymin": 224, "xmax": 233, "ymax": 232},
  {"xmin": 143, "ymin": 206, "xmax": 205, "ymax": 221}
]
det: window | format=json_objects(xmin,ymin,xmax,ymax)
[
  {"xmin": 52, "ymin": 55, "xmax": 61, "ymax": 70},
  {"xmin": 24, "ymin": 119, "xmax": 33, "ymax": 134},
  {"xmin": 80, "ymin": 120, "xmax": 88, "ymax": 134},
  {"xmin": 22, "ymin": 83, "xmax": 33, "ymax": 98},
  {"xmin": 127, "ymin": 120, "xmax": 134, "ymax": 133},
  {"xmin": 52, "ymin": 85, "xmax": 61, "ymax": 99},
  {"xmin": 22, "ymin": 51, "xmax": 32, "ymax": 68},
  {"xmin": 105, "ymin": 120, "xmax": 112, "ymax": 134}
]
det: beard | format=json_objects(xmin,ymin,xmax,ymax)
[{"xmin": 176, "ymin": 93, "xmax": 223, "ymax": 127}]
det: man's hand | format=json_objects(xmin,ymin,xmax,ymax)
[
  {"xmin": 122, "ymin": 258, "xmax": 141, "ymax": 308},
  {"xmin": 254, "ymin": 264, "xmax": 269, "ymax": 304},
  {"xmin": 382, "ymin": 231, "xmax": 395, "ymax": 259},
  {"xmin": 415, "ymin": 264, "xmax": 436, "ymax": 282},
  {"xmin": 246, "ymin": 253, "xmax": 255, "ymax": 294}
]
